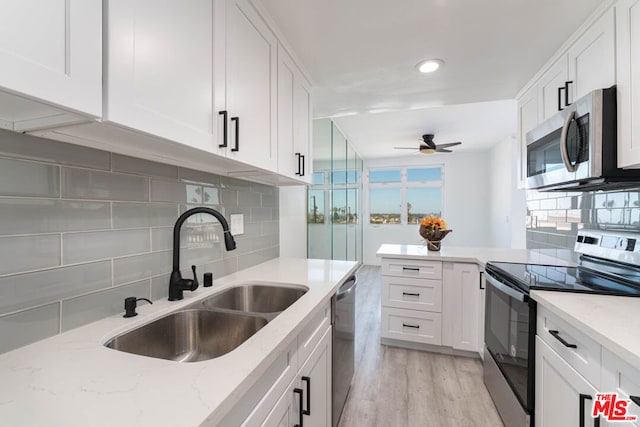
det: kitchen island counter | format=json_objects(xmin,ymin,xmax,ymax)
[{"xmin": 0, "ymin": 257, "xmax": 359, "ymax": 427}]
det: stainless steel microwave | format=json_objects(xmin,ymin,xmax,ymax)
[{"xmin": 526, "ymin": 86, "xmax": 640, "ymax": 191}]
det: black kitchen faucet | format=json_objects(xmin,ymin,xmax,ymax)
[{"xmin": 168, "ymin": 207, "xmax": 236, "ymax": 301}]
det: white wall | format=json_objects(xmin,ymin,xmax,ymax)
[
  {"xmin": 279, "ymin": 186, "xmax": 308, "ymax": 258},
  {"xmin": 363, "ymin": 152, "xmax": 492, "ymax": 265},
  {"xmin": 488, "ymin": 137, "xmax": 526, "ymax": 248}
]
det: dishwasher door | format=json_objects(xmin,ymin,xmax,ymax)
[{"xmin": 332, "ymin": 274, "xmax": 357, "ymax": 427}]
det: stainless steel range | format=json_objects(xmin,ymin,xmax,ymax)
[{"xmin": 483, "ymin": 229, "xmax": 640, "ymax": 427}]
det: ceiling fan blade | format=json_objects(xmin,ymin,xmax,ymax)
[
  {"xmin": 435, "ymin": 148, "xmax": 453, "ymax": 153},
  {"xmin": 436, "ymin": 142, "xmax": 462, "ymax": 148},
  {"xmin": 394, "ymin": 147, "xmax": 418, "ymax": 149}
]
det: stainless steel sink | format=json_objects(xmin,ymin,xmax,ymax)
[
  {"xmin": 197, "ymin": 284, "xmax": 307, "ymax": 314},
  {"xmin": 105, "ymin": 309, "xmax": 267, "ymax": 362}
]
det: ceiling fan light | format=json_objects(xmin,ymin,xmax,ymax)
[
  {"xmin": 419, "ymin": 148, "xmax": 436, "ymax": 154},
  {"xmin": 416, "ymin": 59, "xmax": 443, "ymax": 73}
]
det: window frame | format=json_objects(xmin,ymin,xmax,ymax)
[{"xmin": 367, "ymin": 165, "xmax": 444, "ymax": 226}]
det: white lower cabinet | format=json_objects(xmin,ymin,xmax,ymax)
[
  {"xmin": 602, "ymin": 348, "xmax": 640, "ymax": 426},
  {"xmin": 442, "ymin": 262, "xmax": 482, "ymax": 353},
  {"xmin": 379, "ymin": 258, "xmax": 484, "ymax": 355},
  {"xmin": 225, "ymin": 303, "xmax": 332, "ymax": 427},
  {"xmin": 535, "ymin": 336, "xmax": 600, "ymax": 427}
]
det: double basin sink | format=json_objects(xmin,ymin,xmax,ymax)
[{"xmin": 105, "ymin": 284, "xmax": 307, "ymax": 363}]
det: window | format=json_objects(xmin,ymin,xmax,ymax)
[
  {"xmin": 368, "ymin": 166, "xmax": 443, "ymax": 225},
  {"xmin": 312, "ymin": 172, "xmax": 324, "ymax": 185},
  {"xmin": 308, "ymin": 189, "xmax": 325, "ymax": 223}
]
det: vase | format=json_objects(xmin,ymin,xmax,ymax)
[{"xmin": 419, "ymin": 225, "xmax": 452, "ymax": 251}]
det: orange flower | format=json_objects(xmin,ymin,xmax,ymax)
[{"xmin": 420, "ymin": 216, "xmax": 447, "ymax": 230}]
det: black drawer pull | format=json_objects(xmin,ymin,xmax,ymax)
[
  {"xmin": 301, "ymin": 376, "xmax": 311, "ymax": 415},
  {"xmin": 402, "ymin": 292, "xmax": 420, "ymax": 297},
  {"xmin": 402, "ymin": 323, "xmax": 420, "ymax": 329},
  {"xmin": 579, "ymin": 394, "xmax": 599, "ymax": 427},
  {"xmin": 630, "ymin": 395, "xmax": 640, "ymax": 407},
  {"xmin": 549, "ymin": 330, "xmax": 577, "ymax": 348},
  {"xmin": 294, "ymin": 387, "xmax": 304, "ymax": 427},
  {"xmin": 402, "ymin": 267, "xmax": 420, "ymax": 272}
]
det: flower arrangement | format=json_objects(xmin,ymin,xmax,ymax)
[{"xmin": 419, "ymin": 216, "xmax": 452, "ymax": 251}]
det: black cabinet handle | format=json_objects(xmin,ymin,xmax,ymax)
[
  {"xmin": 402, "ymin": 267, "xmax": 420, "ymax": 272},
  {"xmin": 302, "ymin": 376, "xmax": 311, "ymax": 415},
  {"xmin": 230, "ymin": 117, "xmax": 239, "ymax": 152},
  {"xmin": 294, "ymin": 388, "xmax": 304, "ymax": 427},
  {"xmin": 480, "ymin": 271, "xmax": 485, "ymax": 290},
  {"xmin": 558, "ymin": 86, "xmax": 565, "ymax": 111},
  {"xmin": 402, "ymin": 323, "xmax": 420, "ymax": 329},
  {"xmin": 630, "ymin": 395, "xmax": 640, "ymax": 407},
  {"xmin": 402, "ymin": 292, "xmax": 420, "ymax": 297},
  {"xmin": 218, "ymin": 110, "xmax": 228, "ymax": 148},
  {"xmin": 549, "ymin": 330, "xmax": 577, "ymax": 348},
  {"xmin": 295, "ymin": 152, "xmax": 301, "ymax": 175},
  {"xmin": 579, "ymin": 394, "xmax": 599, "ymax": 427},
  {"xmin": 565, "ymin": 81, "xmax": 573, "ymax": 107},
  {"xmin": 300, "ymin": 154, "xmax": 305, "ymax": 176}
]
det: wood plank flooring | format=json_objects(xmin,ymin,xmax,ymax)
[{"xmin": 337, "ymin": 265, "xmax": 504, "ymax": 427}]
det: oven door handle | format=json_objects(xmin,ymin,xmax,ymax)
[{"xmin": 485, "ymin": 273, "xmax": 527, "ymax": 302}]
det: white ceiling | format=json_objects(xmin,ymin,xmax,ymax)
[{"xmin": 256, "ymin": 0, "xmax": 604, "ymax": 158}]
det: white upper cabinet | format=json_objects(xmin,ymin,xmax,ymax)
[
  {"xmin": 104, "ymin": 0, "xmax": 217, "ymax": 153},
  {"xmin": 538, "ymin": 57, "xmax": 569, "ymax": 122},
  {"xmin": 517, "ymin": 85, "xmax": 539, "ymax": 187},
  {"xmin": 568, "ymin": 7, "xmax": 616, "ymax": 101},
  {"xmin": 224, "ymin": 0, "xmax": 278, "ymax": 171},
  {"xmin": 278, "ymin": 45, "xmax": 312, "ymax": 182},
  {"xmin": 616, "ymin": 0, "xmax": 640, "ymax": 168},
  {"xmin": 0, "ymin": 0, "xmax": 101, "ymax": 130}
]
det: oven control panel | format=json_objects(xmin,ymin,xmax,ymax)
[{"xmin": 575, "ymin": 230, "xmax": 640, "ymax": 265}]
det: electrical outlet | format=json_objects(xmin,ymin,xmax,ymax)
[{"xmin": 230, "ymin": 214, "xmax": 244, "ymax": 235}]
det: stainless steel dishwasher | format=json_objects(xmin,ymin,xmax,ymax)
[{"xmin": 331, "ymin": 273, "xmax": 357, "ymax": 427}]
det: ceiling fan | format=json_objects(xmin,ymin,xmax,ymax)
[{"xmin": 394, "ymin": 134, "xmax": 462, "ymax": 154}]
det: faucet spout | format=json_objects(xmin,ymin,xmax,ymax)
[{"xmin": 169, "ymin": 207, "xmax": 237, "ymax": 301}]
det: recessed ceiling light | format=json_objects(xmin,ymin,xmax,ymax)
[{"xmin": 416, "ymin": 59, "xmax": 444, "ymax": 73}]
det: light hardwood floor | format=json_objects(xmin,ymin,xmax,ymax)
[{"xmin": 337, "ymin": 265, "xmax": 504, "ymax": 427}]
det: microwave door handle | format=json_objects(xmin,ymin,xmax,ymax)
[{"xmin": 560, "ymin": 111, "xmax": 578, "ymax": 173}]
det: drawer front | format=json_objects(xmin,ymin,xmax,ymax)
[
  {"xmin": 382, "ymin": 276, "xmax": 442, "ymax": 312},
  {"xmin": 382, "ymin": 258, "xmax": 442, "ymax": 280},
  {"xmin": 537, "ymin": 306, "xmax": 601, "ymax": 388},
  {"xmin": 381, "ymin": 307, "xmax": 442, "ymax": 345},
  {"xmin": 602, "ymin": 348, "xmax": 640, "ymax": 426},
  {"xmin": 298, "ymin": 302, "xmax": 330, "ymax": 365}
]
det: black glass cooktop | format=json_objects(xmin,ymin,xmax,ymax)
[{"xmin": 485, "ymin": 257, "xmax": 640, "ymax": 297}]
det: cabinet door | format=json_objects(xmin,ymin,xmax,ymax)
[
  {"xmin": 277, "ymin": 46, "xmax": 296, "ymax": 178},
  {"xmin": 602, "ymin": 347, "xmax": 640, "ymax": 426},
  {"xmin": 536, "ymin": 336, "xmax": 601, "ymax": 427},
  {"xmin": 293, "ymin": 68, "xmax": 312, "ymax": 184},
  {"xmin": 516, "ymin": 84, "xmax": 539, "ymax": 188},
  {"xmin": 616, "ymin": 0, "xmax": 640, "ymax": 168},
  {"xmin": 0, "ymin": 0, "xmax": 101, "ymax": 117},
  {"xmin": 298, "ymin": 326, "xmax": 332, "ymax": 427},
  {"xmin": 538, "ymin": 57, "xmax": 569, "ymax": 121},
  {"xmin": 568, "ymin": 8, "xmax": 616, "ymax": 101},
  {"xmin": 226, "ymin": 0, "xmax": 278, "ymax": 171},
  {"xmin": 442, "ymin": 263, "xmax": 481, "ymax": 352},
  {"xmin": 261, "ymin": 379, "xmax": 298, "ymax": 427},
  {"xmin": 105, "ymin": 0, "xmax": 217, "ymax": 152}
]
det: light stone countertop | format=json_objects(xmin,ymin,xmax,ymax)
[
  {"xmin": 376, "ymin": 244, "xmax": 575, "ymax": 268},
  {"xmin": 0, "ymin": 257, "xmax": 359, "ymax": 427},
  {"xmin": 531, "ymin": 290, "xmax": 640, "ymax": 372}
]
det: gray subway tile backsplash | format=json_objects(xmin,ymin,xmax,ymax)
[
  {"xmin": 0, "ymin": 158, "xmax": 60, "ymax": 197},
  {"xmin": 0, "ymin": 199, "xmax": 111, "ymax": 235},
  {"xmin": 63, "ymin": 229, "xmax": 151, "ymax": 264},
  {"xmin": 0, "ymin": 130, "xmax": 279, "ymax": 354},
  {"xmin": 63, "ymin": 167, "xmax": 149, "ymax": 201},
  {"xmin": 526, "ymin": 188, "xmax": 640, "ymax": 260},
  {"xmin": 0, "ymin": 303, "xmax": 60, "ymax": 354},
  {"xmin": 0, "ymin": 234, "xmax": 61, "ymax": 276}
]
